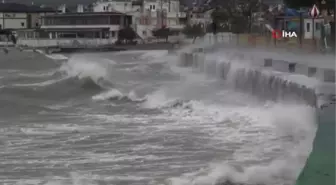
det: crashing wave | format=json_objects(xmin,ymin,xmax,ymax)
[
  {"xmin": 92, "ymin": 89, "xmax": 146, "ymax": 102},
  {"xmin": 164, "ymin": 99, "xmax": 193, "ymax": 109},
  {"xmin": 55, "ymin": 55, "xmax": 116, "ymax": 90},
  {"xmin": 78, "ymin": 76, "xmax": 104, "ymax": 90}
]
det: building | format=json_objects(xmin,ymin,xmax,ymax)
[
  {"xmin": 15, "ymin": 7, "xmax": 132, "ymax": 48},
  {"xmin": 92, "ymin": 0, "xmax": 136, "ymax": 13},
  {"xmin": 89, "ymin": 0, "xmax": 186, "ymax": 39},
  {"xmin": 40, "ymin": 12, "xmax": 132, "ymax": 39},
  {"xmin": 16, "ymin": 10, "xmax": 132, "ymax": 49},
  {"xmin": 14, "ymin": 0, "xmax": 187, "ymax": 47},
  {"xmin": 133, "ymin": 0, "xmax": 186, "ymax": 39},
  {"xmin": 0, "ymin": 3, "xmax": 56, "ymax": 30}
]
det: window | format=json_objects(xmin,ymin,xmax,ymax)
[
  {"xmin": 306, "ymin": 22, "xmax": 310, "ymax": 32},
  {"xmin": 35, "ymin": 22, "xmax": 39, "ymax": 27},
  {"xmin": 21, "ymin": 22, "xmax": 25, "ymax": 27},
  {"xmin": 288, "ymin": 63, "xmax": 296, "ymax": 73},
  {"xmin": 153, "ymin": 5, "xmax": 155, "ymax": 9},
  {"xmin": 0, "ymin": 24, "xmax": 2, "ymax": 29}
]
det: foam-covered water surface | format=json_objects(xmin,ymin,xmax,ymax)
[{"xmin": 0, "ymin": 49, "xmax": 319, "ymax": 185}]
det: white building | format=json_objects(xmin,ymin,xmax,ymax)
[
  {"xmin": 0, "ymin": 3, "xmax": 56, "ymax": 30},
  {"xmin": 91, "ymin": 0, "xmax": 187, "ymax": 39},
  {"xmin": 92, "ymin": 0, "xmax": 135, "ymax": 13},
  {"xmin": 14, "ymin": 0, "xmax": 187, "ymax": 47}
]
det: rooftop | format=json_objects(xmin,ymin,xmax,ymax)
[
  {"xmin": 0, "ymin": 3, "xmax": 56, "ymax": 13},
  {"xmin": 42, "ymin": 11, "xmax": 128, "ymax": 17}
]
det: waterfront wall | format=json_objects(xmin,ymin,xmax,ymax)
[{"xmin": 177, "ymin": 43, "xmax": 335, "ymax": 108}]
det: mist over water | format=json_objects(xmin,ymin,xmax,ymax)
[{"xmin": 0, "ymin": 49, "xmax": 318, "ymax": 185}]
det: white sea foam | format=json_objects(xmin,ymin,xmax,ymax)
[
  {"xmin": 92, "ymin": 89, "xmax": 124, "ymax": 101},
  {"xmin": 139, "ymin": 50, "xmax": 169, "ymax": 60},
  {"xmin": 92, "ymin": 89, "xmax": 145, "ymax": 102},
  {"xmin": 1, "ymin": 49, "xmax": 320, "ymax": 185},
  {"xmin": 59, "ymin": 54, "xmax": 113, "ymax": 86},
  {"xmin": 163, "ymin": 104, "xmax": 316, "ymax": 185},
  {"xmin": 138, "ymin": 50, "xmax": 318, "ymax": 185},
  {"xmin": 44, "ymin": 54, "xmax": 69, "ymax": 61},
  {"xmin": 12, "ymin": 77, "xmax": 69, "ymax": 87},
  {"xmin": 19, "ymin": 70, "xmax": 56, "ymax": 78},
  {"xmin": 11, "ymin": 172, "xmax": 150, "ymax": 185}
]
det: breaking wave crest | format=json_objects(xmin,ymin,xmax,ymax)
[
  {"xmin": 138, "ymin": 51, "xmax": 319, "ymax": 185},
  {"xmin": 1, "ymin": 49, "xmax": 322, "ymax": 185},
  {"xmin": 58, "ymin": 55, "xmax": 115, "ymax": 90},
  {"xmin": 92, "ymin": 89, "xmax": 146, "ymax": 102},
  {"xmin": 146, "ymin": 91, "xmax": 316, "ymax": 185}
]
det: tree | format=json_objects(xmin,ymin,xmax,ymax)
[
  {"xmin": 117, "ymin": 26, "xmax": 137, "ymax": 44},
  {"xmin": 284, "ymin": 0, "xmax": 315, "ymax": 8},
  {"xmin": 210, "ymin": 0, "xmax": 264, "ymax": 33},
  {"xmin": 206, "ymin": 22, "xmax": 230, "ymax": 33},
  {"xmin": 182, "ymin": 24, "xmax": 206, "ymax": 43},
  {"xmin": 152, "ymin": 27, "xmax": 172, "ymax": 42}
]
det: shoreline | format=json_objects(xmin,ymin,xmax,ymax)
[{"xmin": 0, "ymin": 42, "xmax": 182, "ymax": 54}]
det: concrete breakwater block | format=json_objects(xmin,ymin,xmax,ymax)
[
  {"xmin": 205, "ymin": 61, "xmax": 218, "ymax": 76},
  {"xmin": 323, "ymin": 69, "xmax": 335, "ymax": 83},
  {"xmin": 178, "ymin": 52, "xmax": 192, "ymax": 67},
  {"xmin": 229, "ymin": 67, "xmax": 317, "ymax": 106},
  {"xmin": 193, "ymin": 53, "xmax": 205, "ymax": 69},
  {"xmin": 178, "ymin": 51, "xmax": 205, "ymax": 69},
  {"xmin": 218, "ymin": 62, "xmax": 231, "ymax": 80},
  {"xmin": 262, "ymin": 58, "xmax": 335, "ymax": 83},
  {"xmin": 215, "ymin": 62, "xmax": 225, "ymax": 79},
  {"xmin": 197, "ymin": 55, "xmax": 206, "ymax": 72},
  {"xmin": 186, "ymin": 53, "xmax": 194, "ymax": 67},
  {"xmin": 192, "ymin": 47, "xmax": 204, "ymax": 53}
]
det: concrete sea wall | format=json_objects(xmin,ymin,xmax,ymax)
[{"xmin": 177, "ymin": 45, "xmax": 335, "ymax": 108}]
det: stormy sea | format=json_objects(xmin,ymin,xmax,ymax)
[{"xmin": 0, "ymin": 47, "xmax": 320, "ymax": 185}]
